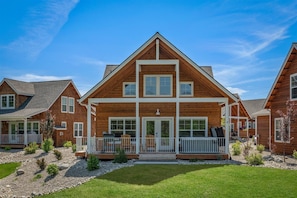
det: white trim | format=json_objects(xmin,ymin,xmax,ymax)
[
  {"xmin": 290, "ymin": 73, "xmax": 297, "ymax": 100},
  {"xmin": 108, "ymin": 117, "xmax": 136, "ymax": 137},
  {"xmin": 61, "ymin": 96, "xmax": 67, "ymax": 113},
  {"xmin": 69, "ymin": 97, "xmax": 75, "ymax": 113},
  {"xmin": 123, "ymin": 82, "xmax": 136, "ymax": 97},
  {"xmin": 1, "ymin": 94, "xmax": 15, "ymax": 109},
  {"xmin": 61, "ymin": 121, "xmax": 67, "ymax": 130},
  {"xmin": 143, "ymin": 75, "xmax": 173, "ymax": 97},
  {"xmin": 73, "ymin": 122, "xmax": 83, "ymax": 137},
  {"xmin": 179, "ymin": 117, "xmax": 208, "ymax": 137},
  {"xmin": 180, "ymin": 82, "xmax": 194, "ymax": 96},
  {"xmin": 274, "ymin": 117, "xmax": 290, "ymax": 143}
]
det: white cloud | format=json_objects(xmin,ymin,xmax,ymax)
[
  {"xmin": 226, "ymin": 87, "xmax": 247, "ymax": 96},
  {"xmin": 6, "ymin": 0, "xmax": 79, "ymax": 59},
  {"xmin": 12, "ymin": 74, "xmax": 72, "ymax": 82},
  {"xmin": 77, "ymin": 57, "xmax": 106, "ymax": 66}
]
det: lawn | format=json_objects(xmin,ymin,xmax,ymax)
[
  {"xmin": 39, "ymin": 164, "xmax": 297, "ymax": 198},
  {"xmin": 0, "ymin": 162, "xmax": 21, "ymax": 179}
]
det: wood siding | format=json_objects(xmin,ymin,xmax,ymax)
[{"xmin": 257, "ymin": 116, "xmax": 270, "ymax": 148}]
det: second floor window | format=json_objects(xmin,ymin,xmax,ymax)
[
  {"xmin": 61, "ymin": 96, "xmax": 75, "ymax": 113},
  {"xmin": 291, "ymin": 74, "xmax": 297, "ymax": 100},
  {"xmin": 144, "ymin": 75, "xmax": 172, "ymax": 97},
  {"xmin": 123, "ymin": 82, "xmax": 136, "ymax": 97},
  {"xmin": 1, "ymin": 94, "xmax": 15, "ymax": 109}
]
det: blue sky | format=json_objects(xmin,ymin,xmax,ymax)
[{"xmin": 1, "ymin": 0, "xmax": 297, "ymax": 100}]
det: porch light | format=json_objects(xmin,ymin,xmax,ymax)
[{"xmin": 156, "ymin": 109, "xmax": 160, "ymax": 116}]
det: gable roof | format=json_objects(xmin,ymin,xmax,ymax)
[
  {"xmin": 80, "ymin": 32, "xmax": 237, "ymax": 103},
  {"xmin": 242, "ymin": 99, "xmax": 266, "ymax": 118},
  {"xmin": 264, "ymin": 43, "xmax": 297, "ymax": 108},
  {"xmin": 1, "ymin": 78, "xmax": 35, "ymax": 96},
  {"xmin": 0, "ymin": 79, "xmax": 74, "ymax": 119}
]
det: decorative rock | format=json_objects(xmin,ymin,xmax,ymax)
[
  {"xmin": 58, "ymin": 163, "xmax": 70, "ymax": 170},
  {"xmin": 16, "ymin": 169, "xmax": 25, "ymax": 176}
]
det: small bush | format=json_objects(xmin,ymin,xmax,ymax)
[
  {"xmin": 47, "ymin": 164, "xmax": 59, "ymax": 176},
  {"xmin": 113, "ymin": 149, "xmax": 128, "ymax": 163},
  {"xmin": 246, "ymin": 153, "xmax": 264, "ymax": 165},
  {"xmin": 293, "ymin": 150, "xmax": 297, "ymax": 159},
  {"xmin": 87, "ymin": 155, "xmax": 100, "ymax": 171},
  {"xmin": 257, "ymin": 144, "xmax": 265, "ymax": 153},
  {"xmin": 72, "ymin": 144, "xmax": 76, "ymax": 153},
  {"xmin": 63, "ymin": 141, "xmax": 72, "ymax": 148},
  {"xmin": 42, "ymin": 138, "xmax": 54, "ymax": 153},
  {"xmin": 32, "ymin": 174, "xmax": 42, "ymax": 181},
  {"xmin": 53, "ymin": 150, "xmax": 62, "ymax": 160},
  {"xmin": 24, "ymin": 142, "xmax": 39, "ymax": 154},
  {"xmin": 242, "ymin": 141, "xmax": 252, "ymax": 158},
  {"xmin": 36, "ymin": 158, "xmax": 47, "ymax": 170},
  {"xmin": 4, "ymin": 146, "xmax": 11, "ymax": 151},
  {"xmin": 232, "ymin": 141, "xmax": 241, "ymax": 155}
]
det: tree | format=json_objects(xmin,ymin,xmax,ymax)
[
  {"xmin": 40, "ymin": 110, "xmax": 55, "ymax": 139},
  {"xmin": 276, "ymin": 100, "xmax": 297, "ymax": 162}
]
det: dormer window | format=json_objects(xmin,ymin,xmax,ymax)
[
  {"xmin": 144, "ymin": 75, "xmax": 172, "ymax": 97},
  {"xmin": 1, "ymin": 94, "xmax": 15, "ymax": 109}
]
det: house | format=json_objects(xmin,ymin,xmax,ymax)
[
  {"xmin": 263, "ymin": 43, "xmax": 297, "ymax": 154},
  {"xmin": 0, "ymin": 78, "xmax": 90, "ymax": 148},
  {"xmin": 79, "ymin": 32, "xmax": 238, "ymax": 160}
]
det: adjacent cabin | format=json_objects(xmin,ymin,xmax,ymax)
[
  {"xmin": 0, "ymin": 78, "xmax": 89, "ymax": 148},
  {"xmin": 79, "ymin": 33, "xmax": 238, "ymax": 160},
  {"xmin": 264, "ymin": 43, "xmax": 297, "ymax": 154}
]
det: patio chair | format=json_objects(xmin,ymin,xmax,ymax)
[
  {"xmin": 121, "ymin": 134, "xmax": 132, "ymax": 153},
  {"xmin": 145, "ymin": 135, "xmax": 156, "ymax": 152}
]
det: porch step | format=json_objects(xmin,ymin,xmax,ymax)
[{"xmin": 139, "ymin": 153, "xmax": 176, "ymax": 161}]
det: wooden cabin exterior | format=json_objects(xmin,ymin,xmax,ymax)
[
  {"xmin": 0, "ymin": 78, "xmax": 91, "ymax": 148},
  {"xmin": 264, "ymin": 43, "xmax": 297, "ymax": 154},
  {"xmin": 79, "ymin": 33, "xmax": 237, "ymax": 160},
  {"xmin": 252, "ymin": 109, "xmax": 270, "ymax": 149}
]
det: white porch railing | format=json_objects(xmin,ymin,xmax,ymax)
[
  {"xmin": 0, "ymin": 134, "xmax": 43, "ymax": 145},
  {"xmin": 85, "ymin": 136, "xmax": 226, "ymax": 154}
]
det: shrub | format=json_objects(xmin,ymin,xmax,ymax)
[
  {"xmin": 242, "ymin": 141, "xmax": 252, "ymax": 158},
  {"xmin": 24, "ymin": 142, "xmax": 39, "ymax": 154},
  {"xmin": 232, "ymin": 141, "xmax": 241, "ymax": 155},
  {"xmin": 32, "ymin": 174, "xmax": 42, "ymax": 181},
  {"xmin": 4, "ymin": 146, "xmax": 11, "ymax": 151},
  {"xmin": 53, "ymin": 150, "xmax": 62, "ymax": 160},
  {"xmin": 36, "ymin": 158, "xmax": 47, "ymax": 170},
  {"xmin": 87, "ymin": 155, "xmax": 100, "ymax": 171},
  {"xmin": 47, "ymin": 164, "xmax": 59, "ymax": 176},
  {"xmin": 42, "ymin": 138, "xmax": 54, "ymax": 153},
  {"xmin": 246, "ymin": 153, "xmax": 264, "ymax": 165},
  {"xmin": 72, "ymin": 144, "xmax": 76, "ymax": 153},
  {"xmin": 293, "ymin": 150, "xmax": 297, "ymax": 159},
  {"xmin": 113, "ymin": 149, "xmax": 128, "ymax": 163},
  {"xmin": 63, "ymin": 141, "xmax": 72, "ymax": 148},
  {"xmin": 257, "ymin": 144, "xmax": 265, "ymax": 153}
]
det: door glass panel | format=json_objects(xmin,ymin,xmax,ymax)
[
  {"xmin": 161, "ymin": 121, "xmax": 170, "ymax": 146},
  {"xmin": 146, "ymin": 121, "xmax": 155, "ymax": 135}
]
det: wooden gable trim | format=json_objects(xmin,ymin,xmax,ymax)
[{"xmin": 265, "ymin": 43, "xmax": 297, "ymax": 108}]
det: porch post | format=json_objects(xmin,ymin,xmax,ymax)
[
  {"xmin": 224, "ymin": 100, "xmax": 230, "ymax": 154},
  {"xmin": 87, "ymin": 100, "xmax": 92, "ymax": 154},
  {"xmin": 136, "ymin": 61, "xmax": 140, "ymax": 154},
  {"xmin": 0, "ymin": 120, "xmax": 2, "ymax": 145},
  {"xmin": 175, "ymin": 61, "xmax": 180, "ymax": 154},
  {"xmin": 24, "ymin": 118, "xmax": 28, "ymax": 145},
  {"xmin": 246, "ymin": 118, "xmax": 249, "ymax": 138},
  {"xmin": 237, "ymin": 103, "xmax": 240, "ymax": 137}
]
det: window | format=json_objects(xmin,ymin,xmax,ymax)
[
  {"xmin": 110, "ymin": 118, "xmax": 136, "ymax": 137},
  {"xmin": 1, "ymin": 94, "xmax": 15, "ymax": 109},
  {"xmin": 69, "ymin": 97, "xmax": 74, "ymax": 113},
  {"xmin": 18, "ymin": 123, "xmax": 24, "ymax": 134},
  {"xmin": 144, "ymin": 75, "xmax": 172, "ymax": 96},
  {"xmin": 180, "ymin": 82, "xmax": 193, "ymax": 96},
  {"xmin": 291, "ymin": 74, "xmax": 297, "ymax": 100},
  {"xmin": 275, "ymin": 118, "xmax": 290, "ymax": 142},
  {"xmin": 179, "ymin": 117, "xmax": 207, "ymax": 137},
  {"xmin": 61, "ymin": 121, "xmax": 67, "ymax": 129},
  {"xmin": 61, "ymin": 96, "xmax": 75, "ymax": 113},
  {"xmin": 74, "ymin": 122, "xmax": 83, "ymax": 137},
  {"xmin": 123, "ymin": 82, "xmax": 136, "ymax": 97}
]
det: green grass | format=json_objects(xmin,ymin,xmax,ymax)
[
  {"xmin": 0, "ymin": 162, "xmax": 21, "ymax": 179},
  {"xmin": 40, "ymin": 164, "xmax": 297, "ymax": 198}
]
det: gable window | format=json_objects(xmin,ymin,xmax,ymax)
[
  {"xmin": 110, "ymin": 118, "xmax": 136, "ymax": 137},
  {"xmin": 61, "ymin": 96, "xmax": 75, "ymax": 113},
  {"xmin": 290, "ymin": 74, "xmax": 297, "ymax": 100},
  {"xmin": 179, "ymin": 117, "xmax": 207, "ymax": 137},
  {"xmin": 123, "ymin": 82, "xmax": 136, "ymax": 97},
  {"xmin": 74, "ymin": 122, "xmax": 83, "ymax": 137},
  {"xmin": 144, "ymin": 75, "xmax": 172, "ymax": 97},
  {"xmin": 180, "ymin": 82, "xmax": 193, "ymax": 96},
  {"xmin": 275, "ymin": 118, "xmax": 290, "ymax": 142},
  {"xmin": 1, "ymin": 94, "xmax": 15, "ymax": 109}
]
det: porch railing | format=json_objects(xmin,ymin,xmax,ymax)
[
  {"xmin": 0, "ymin": 134, "xmax": 43, "ymax": 145},
  {"xmin": 85, "ymin": 136, "xmax": 226, "ymax": 154}
]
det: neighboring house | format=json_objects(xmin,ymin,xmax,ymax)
[
  {"xmin": 264, "ymin": 43, "xmax": 297, "ymax": 154},
  {"xmin": 79, "ymin": 32, "xmax": 238, "ymax": 160},
  {"xmin": 0, "ymin": 78, "xmax": 89, "ymax": 148}
]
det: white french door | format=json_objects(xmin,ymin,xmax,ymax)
[
  {"xmin": 9, "ymin": 122, "xmax": 17, "ymax": 143},
  {"xmin": 143, "ymin": 117, "xmax": 174, "ymax": 151}
]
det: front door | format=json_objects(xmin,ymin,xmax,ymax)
[
  {"xmin": 9, "ymin": 123, "xmax": 17, "ymax": 143},
  {"xmin": 144, "ymin": 118, "xmax": 174, "ymax": 151}
]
